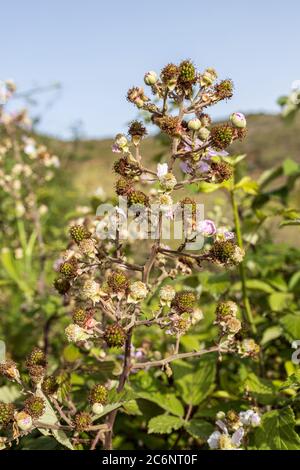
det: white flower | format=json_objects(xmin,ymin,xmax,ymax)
[
  {"xmin": 157, "ymin": 163, "xmax": 168, "ymax": 179},
  {"xmin": 82, "ymin": 280, "xmax": 101, "ymax": 304},
  {"xmin": 128, "ymin": 281, "xmax": 148, "ymax": 303},
  {"xmin": 159, "ymin": 285, "xmax": 176, "ymax": 306},
  {"xmin": 160, "ymin": 172, "xmax": 177, "ymax": 191},
  {"xmin": 65, "ymin": 324, "xmax": 90, "ymax": 342},
  {"xmin": 232, "ymin": 246, "xmax": 245, "ymax": 264},
  {"xmin": 239, "ymin": 410, "xmax": 261, "ymax": 427},
  {"xmin": 207, "ymin": 430, "xmax": 222, "ymax": 449}
]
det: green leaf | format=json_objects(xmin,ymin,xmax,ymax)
[
  {"xmin": 0, "ymin": 385, "xmax": 21, "ymax": 403},
  {"xmin": 280, "ymin": 314, "xmax": 300, "ymax": 341},
  {"xmin": 239, "ymin": 370, "xmax": 277, "ymax": 405},
  {"xmin": 173, "ymin": 356, "xmax": 216, "ymax": 406},
  {"xmin": 137, "ymin": 391, "xmax": 184, "ymax": 417},
  {"xmin": 268, "ymin": 292, "xmax": 293, "ymax": 312},
  {"xmin": 63, "ymin": 344, "xmax": 82, "ymax": 363},
  {"xmin": 36, "ymin": 390, "xmax": 73, "ymax": 450},
  {"xmin": 282, "ymin": 158, "xmax": 300, "ymax": 176},
  {"xmin": 235, "ymin": 176, "xmax": 258, "ymax": 195},
  {"xmin": 254, "ymin": 407, "xmax": 300, "ymax": 450},
  {"xmin": 184, "ymin": 419, "xmax": 214, "ymax": 440},
  {"xmin": 148, "ymin": 414, "xmax": 184, "ymax": 434},
  {"xmin": 261, "ymin": 326, "xmax": 282, "ymax": 346},
  {"xmin": 233, "ymin": 279, "xmax": 275, "ymax": 294}
]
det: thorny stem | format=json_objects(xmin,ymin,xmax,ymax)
[{"xmin": 230, "ymin": 174, "xmax": 256, "ymax": 334}]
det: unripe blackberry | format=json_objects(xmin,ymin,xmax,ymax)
[
  {"xmin": 53, "ymin": 277, "xmax": 71, "ymax": 294},
  {"xmin": 216, "ymin": 300, "xmax": 238, "ymax": 319},
  {"xmin": 0, "ymin": 402, "xmax": 14, "ymax": 427},
  {"xmin": 26, "ymin": 347, "xmax": 47, "ymax": 368},
  {"xmin": 211, "ymin": 161, "xmax": 233, "ymax": 182},
  {"xmin": 115, "ymin": 177, "xmax": 132, "ymax": 196},
  {"xmin": 88, "ymin": 384, "xmax": 108, "ymax": 405},
  {"xmin": 127, "ymin": 190, "xmax": 149, "ymax": 208},
  {"xmin": 114, "ymin": 156, "xmax": 142, "ymax": 178},
  {"xmin": 103, "ymin": 323, "xmax": 126, "ymax": 348},
  {"xmin": 107, "ymin": 271, "xmax": 129, "ymax": 293},
  {"xmin": 69, "ymin": 225, "xmax": 90, "ymax": 244},
  {"xmin": 24, "ymin": 396, "xmax": 45, "ymax": 419},
  {"xmin": 154, "ymin": 116, "xmax": 181, "ymax": 137},
  {"xmin": 171, "ymin": 291, "xmax": 196, "ymax": 313},
  {"xmin": 60, "ymin": 260, "xmax": 78, "ymax": 279},
  {"xmin": 178, "ymin": 60, "xmax": 196, "ymax": 83},
  {"xmin": 72, "ymin": 307, "xmax": 94, "ymax": 327},
  {"xmin": 209, "ymin": 240, "xmax": 237, "ymax": 265},
  {"xmin": 210, "ymin": 125, "xmax": 234, "ymax": 150},
  {"xmin": 28, "ymin": 365, "xmax": 45, "ymax": 384},
  {"xmin": 74, "ymin": 412, "xmax": 92, "ymax": 432},
  {"xmin": 42, "ymin": 376, "xmax": 59, "ymax": 396},
  {"xmin": 214, "ymin": 79, "xmax": 234, "ymax": 100},
  {"xmin": 128, "ymin": 120, "xmax": 147, "ymax": 139},
  {"xmin": 161, "ymin": 63, "xmax": 179, "ymax": 86}
]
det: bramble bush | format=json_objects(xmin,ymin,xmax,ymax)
[{"xmin": 0, "ymin": 63, "xmax": 300, "ymax": 451}]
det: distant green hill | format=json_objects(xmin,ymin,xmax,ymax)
[{"xmin": 45, "ymin": 112, "xmax": 300, "ymax": 194}]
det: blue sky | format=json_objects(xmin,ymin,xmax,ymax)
[{"xmin": 2, "ymin": 0, "xmax": 300, "ymax": 139}]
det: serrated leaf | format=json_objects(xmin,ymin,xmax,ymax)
[
  {"xmin": 148, "ymin": 414, "xmax": 183, "ymax": 434},
  {"xmin": 239, "ymin": 370, "xmax": 277, "ymax": 405},
  {"xmin": 268, "ymin": 292, "xmax": 293, "ymax": 312},
  {"xmin": 137, "ymin": 391, "xmax": 184, "ymax": 417},
  {"xmin": 185, "ymin": 419, "xmax": 214, "ymax": 439},
  {"xmin": 261, "ymin": 326, "xmax": 282, "ymax": 346},
  {"xmin": 36, "ymin": 390, "xmax": 73, "ymax": 450},
  {"xmin": 280, "ymin": 314, "xmax": 300, "ymax": 341},
  {"xmin": 254, "ymin": 407, "xmax": 300, "ymax": 450},
  {"xmin": 0, "ymin": 385, "xmax": 21, "ymax": 403},
  {"xmin": 172, "ymin": 356, "xmax": 216, "ymax": 406}
]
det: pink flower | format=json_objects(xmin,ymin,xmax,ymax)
[{"xmin": 197, "ymin": 219, "xmax": 216, "ymax": 236}]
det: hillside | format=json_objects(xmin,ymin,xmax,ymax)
[{"xmin": 45, "ymin": 112, "xmax": 300, "ymax": 195}]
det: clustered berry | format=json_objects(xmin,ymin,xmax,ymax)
[
  {"xmin": 0, "ymin": 402, "xmax": 15, "ymax": 427},
  {"xmin": 103, "ymin": 323, "xmax": 126, "ymax": 348},
  {"xmin": 210, "ymin": 124, "xmax": 234, "ymax": 150},
  {"xmin": 214, "ymin": 79, "xmax": 234, "ymax": 100},
  {"xmin": 41, "ymin": 376, "xmax": 59, "ymax": 396},
  {"xmin": 69, "ymin": 225, "xmax": 90, "ymax": 244},
  {"xmin": 171, "ymin": 291, "xmax": 196, "ymax": 313},
  {"xmin": 127, "ymin": 189, "xmax": 149, "ymax": 208},
  {"xmin": 60, "ymin": 259, "xmax": 78, "ymax": 279},
  {"xmin": 209, "ymin": 240, "xmax": 244, "ymax": 266},
  {"xmin": 154, "ymin": 116, "xmax": 181, "ymax": 137},
  {"xmin": 114, "ymin": 156, "xmax": 142, "ymax": 178},
  {"xmin": 24, "ymin": 396, "xmax": 46, "ymax": 419},
  {"xmin": 88, "ymin": 384, "xmax": 108, "ymax": 405},
  {"xmin": 211, "ymin": 161, "xmax": 233, "ymax": 182},
  {"xmin": 74, "ymin": 412, "xmax": 92, "ymax": 432},
  {"xmin": 115, "ymin": 177, "xmax": 133, "ymax": 196},
  {"xmin": 107, "ymin": 271, "xmax": 129, "ymax": 293},
  {"xmin": 128, "ymin": 120, "xmax": 147, "ymax": 139},
  {"xmin": 53, "ymin": 277, "xmax": 71, "ymax": 294}
]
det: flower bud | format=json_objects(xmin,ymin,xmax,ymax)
[
  {"xmin": 230, "ymin": 112, "xmax": 247, "ymax": 129},
  {"xmin": 188, "ymin": 118, "xmax": 201, "ymax": 131},
  {"xmin": 92, "ymin": 403, "xmax": 104, "ymax": 415},
  {"xmin": 15, "ymin": 411, "xmax": 32, "ymax": 431},
  {"xmin": 144, "ymin": 71, "xmax": 158, "ymax": 86},
  {"xmin": 198, "ymin": 127, "xmax": 210, "ymax": 140}
]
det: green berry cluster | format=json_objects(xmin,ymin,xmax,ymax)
[
  {"xmin": 115, "ymin": 177, "xmax": 132, "ymax": 196},
  {"xmin": 214, "ymin": 79, "xmax": 234, "ymax": 100},
  {"xmin": 114, "ymin": 156, "xmax": 142, "ymax": 178},
  {"xmin": 88, "ymin": 384, "xmax": 108, "ymax": 405},
  {"xmin": 209, "ymin": 240, "xmax": 236, "ymax": 265},
  {"xmin": 127, "ymin": 190, "xmax": 149, "ymax": 208},
  {"xmin": 60, "ymin": 259, "xmax": 78, "ymax": 279},
  {"xmin": 24, "ymin": 396, "xmax": 45, "ymax": 419},
  {"xmin": 210, "ymin": 125, "xmax": 234, "ymax": 150},
  {"xmin": 0, "ymin": 402, "xmax": 15, "ymax": 427},
  {"xmin": 103, "ymin": 323, "xmax": 126, "ymax": 348},
  {"xmin": 107, "ymin": 271, "xmax": 129, "ymax": 293},
  {"xmin": 179, "ymin": 60, "xmax": 196, "ymax": 83},
  {"xmin": 74, "ymin": 412, "xmax": 92, "ymax": 432},
  {"xmin": 171, "ymin": 291, "xmax": 196, "ymax": 313},
  {"xmin": 53, "ymin": 277, "xmax": 71, "ymax": 294},
  {"xmin": 211, "ymin": 161, "xmax": 233, "ymax": 182},
  {"xmin": 69, "ymin": 225, "xmax": 90, "ymax": 244},
  {"xmin": 42, "ymin": 376, "xmax": 59, "ymax": 396}
]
